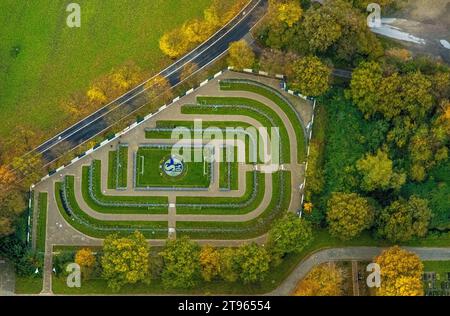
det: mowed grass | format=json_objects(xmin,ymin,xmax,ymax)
[
  {"xmin": 136, "ymin": 147, "xmax": 212, "ymax": 188},
  {"xmin": 0, "ymin": 0, "xmax": 212, "ymax": 138},
  {"xmin": 36, "ymin": 192, "xmax": 48, "ymax": 253}
]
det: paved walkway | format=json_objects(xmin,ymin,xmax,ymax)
[{"xmin": 268, "ymin": 247, "xmax": 450, "ymax": 296}]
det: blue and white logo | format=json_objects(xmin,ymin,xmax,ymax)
[{"xmin": 163, "ymin": 156, "xmax": 184, "ymax": 177}]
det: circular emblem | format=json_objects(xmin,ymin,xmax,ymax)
[{"xmin": 162, "ymin": 155, "xmax": 184, "ymax": 177}]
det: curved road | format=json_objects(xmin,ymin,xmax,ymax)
[
  {"xmin": 32, "ymin": 0, "xmax": 268, "ymax": 163},
  {"xmin": 269, "ymin": 246, "xmax": 450, "ymax": 295}
]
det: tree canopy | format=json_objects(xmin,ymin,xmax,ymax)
[
  {"xmin": 159, "ymin": 237, "xmax": 201, "ymax": 289},
  {"xmin": 268, "ymin": 213, "xmax": 313, "ymax": 260},
  {"xmin": 101, "ymin": 231, "xmax": 150, "ymax": 292},
  {"xmin": 375, "ymin": 246, "xmax": 424, "ymax": 296},
  {"xmin": 377, "ymin": 196, "xmax": 432, "ymax": 242},
  {"xmin": 326, "ymin": 192, "xmax": 375, "ymax": 240}
]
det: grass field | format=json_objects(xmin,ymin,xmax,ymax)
[
  {"xmin": 107, "ymin": 145, "xmax": 128, "ymax": 189},
  {"xmin": 135, "ymin": 147, "xmax": 212, "ymax": 188},
  {"xmin": 36, "ymin": 192, "xmax": 48, "ymax": 253},
  {"xmin": 0, "ymin": 0, "xmax": 212, "ymax": 139}
]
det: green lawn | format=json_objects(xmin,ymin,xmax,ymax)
[
  {"xmin": 35, "ymin": 192, "xmax": 48, "ymax": 253},
  {"xmin": 0, "ymin": 0, "xmax": 212, "ymax": 139},
  {"xmin": 15, "ymin": 276, "xmax": 43, "ymax": 294},
  {"xmin": 107, "ymin": 145, "xmax": 128, "ymax": 189},
  {"xmin": 135, "ymin": 147, "xmax": 212, "ymax": 188},
  {"xmin": 107, "ymin": 151, "xmax": 117, "ymax": 189}
]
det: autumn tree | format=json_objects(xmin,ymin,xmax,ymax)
[
  {"xmin": 159, "ymin": 29, "xmax": 190, "ymax": 59},
  {"xmin": 11, "ymin": 154, "xmax": 43, "ymax": 188},
  {"xmin": 235, "ymin": 243, "xmax": 270, "ymax": 284},
  {"xmin": 219, "ymin": 247, "xmax": 239, "ymax": 283},
  {"xmin": 349, "ymin": 63, "xmax": 433, "ymax": 121},
  {"xmin": 305, "ymin": 140, "xmax": 325, "ymax": 199},
  {"xmin": 199, "ymin": 244, "xmax": 221, "ymax": 282},
  {"xmin": 180, "ymin": 62, "xmax": 199, "ymax": 82},
  {"xmin": 0, "ymin": 217, "xmax": 14, "ymax": 237},
  {"xmin": 259, "ymin": 49, "xmax": 298, "ymax": 78},
  {"xmin": 375, "ymin": 246, "xmax": 424, "ymax": 296},
  {"xmin": 294, "ymin": 263, "xmax": 343, "ymax": 296},
  {"xmin": 291, "ymin": 56, "xmax": 331, "ymax": 96},
  {"xmin": 326, "ymin": 192, "xmax": 375, "ymax": 240},
  {"xmin": 268, "ymin": 213, "xmax": 313, "ymax": 262},
  {"xmin": 267, "ymin": 0, "xmax": 302, "ymax": 28},
  {"xmin": 356, "ymin": 149, "xmax": 406, "ymax": 191},
  {"xmin": 75, "ymin": 248, "xmax": 96, "ymax": 279},
  {"xmin": 182, "ymin": 19, "xmax": 211, "ymax": 44},
  {"xmin": 377, "ymin": 196, "xmax": 432, "ymax": 242},
  {"xmin": 159, "ymin": 236, "xmax": 201, "ymax": 289},
  {"xmin": 101, "ymin": 231, "xmax": 150, "ymax": 292},
  {"xmin": 302, "ymin": 3, "xmax": 342, "ymax": 53},
  {"xmin": 204, "ymin": 0, "xmax": 246, "ymax": 27},
  {"xmin": 408, "ymin": 122, "xmax": 448, "ymax": 182},
  {"xmin": 110, "ymin": 61, "xmax": 143, "ymax": 91},
  {"xmin": 301, "ymin": 0, "xmax": 383, "ymax": 61},
  {"xmin": 144, "ymin": 75, "xmax": 173, "ymax": 104},
  {"xmin": 348, "ymin": 61, "xmax": 383, "ymax": 118},
  {"xmin": 87, "ymin": 75, "xmax": 113, "ymax": 105},
  {"xmin": 227, "ymin": 40, "xmax": 255, "ymax": 70}
]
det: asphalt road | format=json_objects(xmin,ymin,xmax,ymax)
[{"xmin": 33, "ymin": 0, "xmax": 268, "ymax": 163}]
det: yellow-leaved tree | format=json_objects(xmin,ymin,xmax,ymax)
[
  {"xmin": 75, "ymin": 248, "xmax": 96, "ymax": 279},
  {"xmin": 293, "ymin": 263, "xmax": 343, "ymax": 296},
  {"xmin": 159, "ymin": 29, "xmax": 190, "ymax": 59},
  {"xmin": 291, "ymin": 56, "xmax": 331, "ymax": 96},
  {"xmin": 101, "ymin": 231, "xmax": 150, "ymax": 292},
  {"xmin": 375, "ymin": 246, "xmax": 424, "ymax": 296},
  {"xmin": 199, "ymin": 245, "xmax": 221, "ymax": 282},
  {"xmin": 227, "ymin": 40, "xmax": 255, "ymax": 70}
]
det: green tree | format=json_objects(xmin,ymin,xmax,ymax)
[
  {"xmin": 326, "ymin": 192, "xmax": 375, "ymax": 240},
  {"xmin": 159, "ymin": 237, "xmax": 201, "ymax": 289},
  {"xmin": 235, "ymin": 243, "xmax": 270, "ymax": 284},
  {"xmin": 377, "ymin": 196, "xmax": 432, "ymax": 242},
  {"xmin": 356, "ymin": 149, "xmax": 406, "ymax": 191},
  {"xmin": 101, "ymin": 231, "xmax": 150, "ymax": 292},
  {"xmin": 268, "ymin": 213, "xmax": 313, "ymax": 261},
  {"xmin": 291, "ymin": 56, "xmax": 331, "ymax": 96},
  {"xmin": 227, "ymin": 40, "xmax": 255, "ymax": 70},
  {"xmin": 219, "ymin": 247, "xmax": 239, "ymax": 283},
  {"xmin": 302, "ymin": 3, "xmax": 342, "ymax": 53},
  {"xmin": 348, "ymin": 61, "xmax": 383, "ymax": 118}
]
